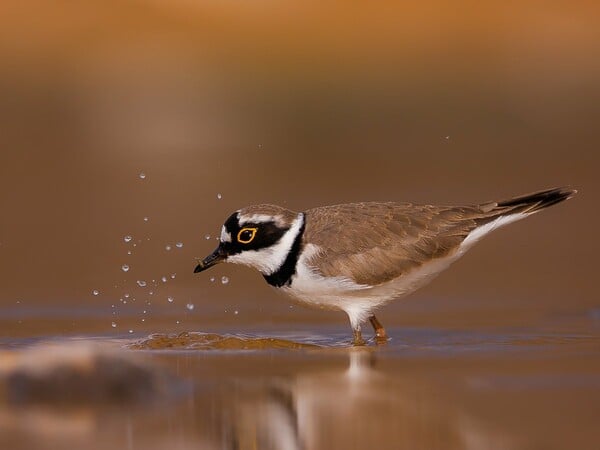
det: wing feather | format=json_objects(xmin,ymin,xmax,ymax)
[{"xmin": 303, "ymin": 202, "xmax": 483, "ymax": 285}]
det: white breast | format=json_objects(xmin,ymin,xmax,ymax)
[{"xmin": 281, "ymin": 244, "xmax": 382, "ymax": 329}]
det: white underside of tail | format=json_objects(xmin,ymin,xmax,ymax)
[
  {"xmin": 458, "ymin": 212, "xmax": 529, "ymax": 253},
  {"xmin": 282, "ymin": 212, "xmax": 530, "ymax": 331}
]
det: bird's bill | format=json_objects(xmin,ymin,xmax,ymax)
[{"xmin": 194, "ymin": 247, "xmax": 226, "ymax": 273}]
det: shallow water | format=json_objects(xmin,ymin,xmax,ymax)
[{"xmin": 0, "ymin": 314, "xmax": 598, "ymax": 450}]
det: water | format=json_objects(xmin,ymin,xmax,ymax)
[{"xmin": 0, "ymin": 316, "xmax": 597, "ymax": 450}]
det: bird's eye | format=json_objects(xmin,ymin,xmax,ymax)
[{"xmin": 237, "ymin": 227, "xmax": 257, "ymax": 244}]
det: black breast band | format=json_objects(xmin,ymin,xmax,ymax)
[{"xmin": 263, "ymin": 214, "xmax": 306, "ymax": 288}]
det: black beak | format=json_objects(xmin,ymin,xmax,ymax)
[{"xmin": 194, "ymin": 246, "xmax": 226, "ymax": 273}]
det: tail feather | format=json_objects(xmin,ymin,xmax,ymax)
[
  {"xmin": 479, "ymin": 187, "xmax": 577, "ymax": 217},
  {"xmin": 460, "ymin": 187, "xmax": 576, "ymax": 248}
]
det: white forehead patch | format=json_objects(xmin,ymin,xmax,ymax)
[
  {"xmin": 238, "ymin": 214, "xmax": 282, "ymax": 226},
  {"xmin": 220, "ymin": 225, "xmax": 232, "ymax": 243}
]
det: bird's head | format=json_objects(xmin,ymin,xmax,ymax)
[{"xmin": 194, "ymin": 205, "xmax": 304, "ymax": 276}]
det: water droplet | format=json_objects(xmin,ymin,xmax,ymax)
[
  {"xmin": 170, "ymin": 273, "xmax": 176, "ymax": 279},
  {"xmin": 127, "ymin": 250, "xmax": 132, "ymax": 255},
  {"xmin": 143, "ymin": 310, "xmax": 147, "ymax": 314},
  {"xmin": 221, "ymin": 276, "xmax": 229, "ymax": 285},
  {"xmin": 165, "ymin": 245, "xmax": 172, "ymax": 251},
  {"xmin": 137, "ymin": 280, "xmax": 147, "ymax": 287},
  {"xmin": 149, "ymin": 291, "xmax": 154, "ymax": 295},
  {"xmin": 186, "ymin": 303, "xmax": 195, "ymax": 311},
  {"xmin": 204, "ymin": 234, "xmax": 211, "ymax": 240},
  {"xmin": 167, "ymin": 296, "xmax": 174, "ymax": 303},
  {"xmin": 234, "ymin": 310, "xmax": 239, "ymax": 315},
  {"xmin": 176, "ymin": 320, "xmax": 180, "ymax": 324},
  {"xmin": 217, "ymin": 193, "xmax": 222, "ymax": 200},
  {"xmin": 141, "ymin": 318, "xmax": 145, "ymax": 322},
  {"xmin": 128, "ymin": 329, "xmax": 134, "ymax": 334},
  {"xmin": 176, "ymin": 242, "xmax": 183, "ymax": 248},
  {"xmin": 121, "ymin": 264, "xmax": 130, "ymax": 272},
  {"xmin": 123, "ymin": 300, "xmax": 127, "ymax": 304},
  {"xmin": 111, "ymin": 322, "xmax": 117, "ymax": 328},
  {"xmin": 161, "ymin": 276, "xmax": 168, "ymax": 283},
  {"xmin": 124, "ymin": 235, "xmax": 132, "ymax": 243},
  {"xmin": 143, "ymin": 216, "xmax": 149, "ymax": 222},
  {"xmin": 139, "ymin": 172, "xmax": 146, "ymax": 179},
  {"xmin": 92, "ymin": 289, "xmax": 99, "ymax": 296},
  {"xmin": 124, "ymin": 293, "xmax": 130, "ymax": 298},
  {"xmin": 209, "ymin": 276, "xmax": 215, "ymax": 283}
]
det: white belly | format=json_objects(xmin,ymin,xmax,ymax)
[
  {"xmin": 278, "ymin": 244, "xmax": 457, "ymax": 329},
  {"xmin": 278, "ymin": 237, "xmax": 494, "ymax": 330}
]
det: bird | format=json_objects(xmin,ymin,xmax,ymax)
[{"xmin": 194, "ymin": 187, "xmax": 576, "ymax": 345}]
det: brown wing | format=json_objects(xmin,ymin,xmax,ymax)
[
  {"xmin": 303, "ymin": 202, "xmax": 484, "ymax": 285},
  {"xmin": 302, "ymin": 188, "xmax": 575, "ymax": 286}
]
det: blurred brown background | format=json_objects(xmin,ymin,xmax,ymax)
[{"xmin": 0, "ymin": 1, "xmax": 598, "ymax": 331}]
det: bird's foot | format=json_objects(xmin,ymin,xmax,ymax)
[
  {"xmin": 352, "ymin": 329, "xmax": 366, "ymax": 346},
  {"xmin": 369, "ymin": 315, "xmax": 388, "ymax": 345}
]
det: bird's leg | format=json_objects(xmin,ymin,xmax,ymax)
[
  {"xmin": 352, "ymin": 326, "xmax": 366, "ymax": 346},
  {"xmin": 369, "ymin": 315, "xmax": 388, "ymax": 344}
]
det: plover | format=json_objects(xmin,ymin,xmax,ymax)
[{"xmin": 194, "ymin": 187, "xmax": 576, "ymax": 345}]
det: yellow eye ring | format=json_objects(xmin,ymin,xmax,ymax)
[{"xmin": 237, "ymin": 227, "xmax": 257, "ymax": 244}]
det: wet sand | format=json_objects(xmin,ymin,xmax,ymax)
[{"xmin": 0, "ymin": 311, "xmax": 598, "ymax": 450}]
